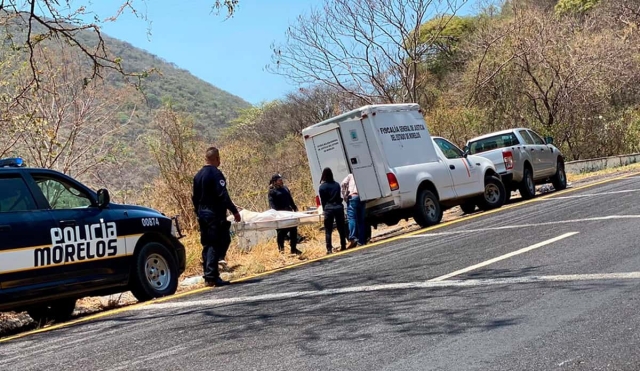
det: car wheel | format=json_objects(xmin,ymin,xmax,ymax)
[
  {"xmin": 518, "ymin": 167, "xmax": 536, "ymax": 200},
  {"xmin": 27, "ymin": 298, "xmax": 77, "ymax": 326},
  {"xmin": 460, "ymin": 201, "xmax": 476, "ymax": 214},
  {"xmin": 478, "ymin": 175, "xmax": 506, "ymax": 211},
  {"xmin": 413, "ymin": 189, "xmax": 443, "ymax": 228},
  {"xmin": 130, "ymin": 242, "xmax": 179, "ymax": 302},
  {"xmin": 551, "ymin": 160, "xmax": 567, "ymax": 191}
]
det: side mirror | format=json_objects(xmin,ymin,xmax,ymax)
[
  {"xmin": 97, "ymin": 189, "xmax": 111, "ymax": 208},
  {"xmin": 462, "ymin": 146, "xmax": 470, "ymax": 157},
  {"xmin": 545, "ymin": 136, "xmax": 554, "ymax": 145}
]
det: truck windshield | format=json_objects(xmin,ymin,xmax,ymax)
[{"xmin": 468, "ymin": 133, "xmax": 520, "ymax": 154}]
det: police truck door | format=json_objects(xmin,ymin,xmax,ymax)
[
  {"xmin": 28, "ymin": 172, "xmax": 128, "ymax": 286},
  {"xmin": 0, "ymin": 173, "xmax": 62, "ymax": 304},
  {"xmin": 339, "ymin": 119, "xmax": 382, "ymax": 201}
]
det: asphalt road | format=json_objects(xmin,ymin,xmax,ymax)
[{"xmin": 2, "ymin": 175, "xmax": 640, "ymax": 370}]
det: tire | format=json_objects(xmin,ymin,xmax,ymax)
[
  {"xmin": 129, "ymin": 242, "xmax": 179, "ymax": 303},
  {"xmin": 413, "ymin": 189, "xmax": 443, "ymax": 228},
  {"xmin": 477, "ymin": 175, "xmax": 506, "ymax": 211},
  {"xmin": 518, "ymin": 167, "xmax": 536, "ymax": 200},
  {"xmin": 551, "ymin": 160, "xmax": 567, "ymax": 191},
  {"xmin": 27, "ymin": 298, "xmax": 77, "ymax": 326},
  {"xmin": 460, "ymin": 201, "xmax": 476, "ymax": 214}
]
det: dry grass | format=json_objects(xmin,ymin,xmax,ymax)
[
  {"xmin": 182, "ymin": 223, "xmax": 334, "ymax": 280},
  {"xmin": 180, "ymin": 210, "xmax": 460, "ymax": 282}
]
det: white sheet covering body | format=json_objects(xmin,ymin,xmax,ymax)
[{"xmin": 227, "ymin": 209, "xmax": 323, "ymax": 232}]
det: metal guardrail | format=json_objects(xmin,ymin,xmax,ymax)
[{"xmin": 565, "ymin": 153, "xmax": 640, "ymax": 174}]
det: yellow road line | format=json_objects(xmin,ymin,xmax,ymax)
[{"xmin": 1, "ymin": 171, "xmax": 637, "ymax": 343}]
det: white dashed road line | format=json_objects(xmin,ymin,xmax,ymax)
[
  {"xmin": 428, "ymin": 232, "xmax": 579, "ymax": 281},
  {"xmin": 137, "ymin": 233, "xmax": 592, "ymax": 311},
  {"xmin": 537, "ymin": 189, "xmax": 640, "ymax": 200},
  {"xmin": 402, "ymin": 215, "xmax": 640, "ymax": 238},
  {"xmin": 138, "ymin": 271, "xmax": 640, "ymax": 310}
]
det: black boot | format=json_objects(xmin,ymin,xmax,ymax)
[{"xmin": 205, "ymin": 277, "xmax": 230, "ymax": 287}]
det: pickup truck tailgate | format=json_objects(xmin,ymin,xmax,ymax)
[{"xmin": 474, "ymin": 149, "xmax": 509, "ymax": 173}]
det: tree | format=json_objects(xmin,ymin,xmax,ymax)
[
  {"xmin": 226, "ymin": 86, "xmax": 367, "ymax": 147},
  {"xmin": 3, "ymin": 44, "xmax": 140, "ymax": 180},
  {"xmin": 411, "ymin": 14, "xmax": 477, "ymax": 79},
  {"xmin": 597, "ymin": 0, "xmax": 640, "ymax": 33},
  {"xmin": 462, "ymin": 2, "xmax": 640, "ymax": 159},
  {"xmin": 0, "ymin": 1, "xmax": 239, "ymax": 89},
  {"xmin": 555, "ymin": 0, "xmax": 601, "ymax": 16},
  {"xmin": 267, "ymin": 0, "xmax": 469, "ymax": 106},
  {"xmin": 0, "ymin": 50, "xmax": 23, "ymax": 157},
  {"xmin": 146, "ymin": 106, "xmax": 205, "ymax": 230}
]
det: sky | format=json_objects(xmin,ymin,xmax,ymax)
[
  {"xmin": 76, "ymin": 0, "xmax": 480, "ymax": 106},
  {"xmin": 78, "ymin": 0, "xmax": 323, "ymax": 105}
]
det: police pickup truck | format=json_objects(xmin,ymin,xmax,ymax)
[{"xmin": 0, "ymin": 158, "xmax": 186, "ymax": 325}]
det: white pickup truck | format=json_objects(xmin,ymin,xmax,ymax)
[
  {"xmin": 301, "ymin": 103, "xmax": 507, "ymax": 229},
  {"xmin": 464, "ymin": 128, "xmax": 567, "ymax": 202}
]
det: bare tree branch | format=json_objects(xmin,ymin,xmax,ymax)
[
  {"xmin": 4, "ymin": 42, "xmax": 140, "ymax": 179},
  {"xmin": 267, "ymin": 0, "xmax": 469, "ymax": 105},
  {"xmin": 461, "ymin": 1, "xmax": 640, "ymax": 160},
  {"xmin": 0, "ymin": 1, "xmax": 239, "ymax": 94}
]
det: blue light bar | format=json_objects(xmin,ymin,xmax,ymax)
[{"xmin": 0, "ymin": 157, "xmax": 25, "ymax": 168}]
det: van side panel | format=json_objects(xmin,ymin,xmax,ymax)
[
  {"xmin": 372, "ymin": 109, "xmax": 439, "ymax": 167},
  {"xmin": 338, "ymin": 119, "xmax": 383, "ymax": 201}
]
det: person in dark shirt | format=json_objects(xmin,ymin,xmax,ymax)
[
  {"xmin": 268, "ymin": 174, "xmax": 302, "ymax": 255},
  {"xmin": 192, "ymin": 146, "xmax": 241, "ymax": 287},
  {"xmin": 318, "ymin": 167, "xmax": 347, "ymax": 254}
]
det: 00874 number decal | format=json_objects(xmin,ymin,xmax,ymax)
[{"xmin": 141, "ymin": 217, "xmax": 160, "ymax": 227}]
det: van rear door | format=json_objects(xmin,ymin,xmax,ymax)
[
  {"xmin": 339, "ymin": 119, "xmax": 382, "ymax": 201},
  {"xmin": 310, "ymin": 129, "xmax": 351, "ymax": 193}
]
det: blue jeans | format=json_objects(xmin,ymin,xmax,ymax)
[
  {"xmin": 324, "ymin": 206, "xmax": 347, "ymax": 251},
  {"xmin": 347, "ymin": 195, "xmax": 366, "ymax": 245}
]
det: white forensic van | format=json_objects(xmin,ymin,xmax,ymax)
[{"xmin": 301, "ymin": 103, "xmax": 506, "ymax": 229}]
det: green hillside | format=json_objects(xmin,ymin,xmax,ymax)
[
  {"xmin": 73, "ymin": 29, "xmax": 252, "ymax": 139},
  {"xmin": 0, "ymin": 16, "xmax": 253, "ymax": 194},
  {"xmin": 1, "ymin": 16, "xmax": 251, "ymax": 139}
]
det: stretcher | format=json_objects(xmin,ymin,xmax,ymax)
[{"xmin": 227, "ymin": 208, "xmax": 324, "ymax": 232}]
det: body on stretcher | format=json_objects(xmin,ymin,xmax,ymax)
[{"xmin": 227, "ymin": 208, "xmax": 324, "ymax": 232}]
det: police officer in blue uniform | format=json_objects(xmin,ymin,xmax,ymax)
[{"xmin": 192, "ymin": 146, "xmax": 241, "ymax": 287}]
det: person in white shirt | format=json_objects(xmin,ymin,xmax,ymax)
[{"xmin": 341, "ymin": 173, "xmax": 366, "ymax": 247}]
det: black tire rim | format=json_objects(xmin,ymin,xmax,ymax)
[
  {"xmin": 485, "ymin": 183, "xmax": 501, "ymax": 204},
  {"xmin": 424, "ymin": 197, "xmax": 437, "ymax": 221}
]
